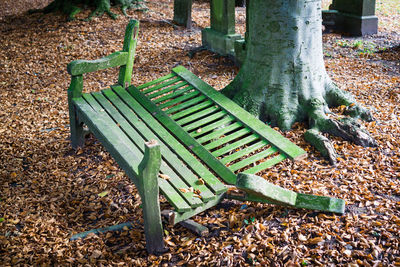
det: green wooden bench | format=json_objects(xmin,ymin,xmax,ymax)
[{"xmin": 67, "ymin": 20, "xmax": 345, "ymax": 254}]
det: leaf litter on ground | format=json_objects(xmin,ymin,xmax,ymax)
[{"xmin": 0, "ymin": 0, "xmax": 399, "ymax": 265}]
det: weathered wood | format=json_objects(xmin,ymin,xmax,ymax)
[
  {"xmin": 190, "ymin": 116, "xmax": 235, "ymax": 138},
  {"xmin": 172, "ymin": 66, "xmax": 307, "ymax": 161},
  {"xmin": 211, "ymin": 135, "xmax": 259, "ymax": 157},
  {"xmin": 182, "ymin": 110, "xmax": 228, "ymax": 131},
  {"xmin": 176, "ymin": 105, "xmax": 220, "ymax": 126},
  {"xmin": 242, "ymin": 154, "xmax": 287, "ymax": 174},
  {"xmin": 143, "ymin": 77, "xmax": 182, "ymax": 94},
  {"xmin": 158, "ymin": 90, "xmax": 200, "ymax": 109},
  {"xmin": 164, "ymin": 95, "xmax": 208, "ymax": 114},
  {"xmin": 228, "ymin": 146, "xmax": 278, "ymax": 172},
  {"xmin": 70, "ymin": 222, "xmax": 135, "ymax": 240},
  {"xmin": 203, "ymin": 128, "xmax": 251, "ymax": 150},
  {"xmin": 147, "ymin": 81, "xmax": 188, "ymax": 98},
  {"xmin": 68, "ymin": 75, "xmax": 85, "ymax": 148},
  {"xmin": 67, "ymin": 20, "xmax": 346, "ymax": 256},
  {"xmin": 236, "ymin": 173, "xmax": 297, "ymax": 206},
  {"xmin": 153, "ymin": 85, "xmax": 194, "ymax": 104},
  {"xmin": 90, "ymin": 91, "xmax": 207, "ymax": 208},
  {"xmin": 235, "ymin": 173, "xmax": 345, "ymax": 214},
  {"xmin": 196, "ymin": 122, "xmax": 242, "ymax": 144},
  {"xmin": 113, "ymin": 86, "xmax": 227, "ymax": 195},
  {"xmin": 127, "ymin": 86, "xmax": 238, "ymax": 184},
  {"xmin": 170, "ymin": 100, "xmax": 214, "ymax": 120},
  {"xmin": 179, "ymin": 220, "xmax": 209, "ymax": 236},
  {"xmin": 165, "ymin": 193, "xmax": 226, "ymax": 224},
  {"xmin": 162, "ymin": 212, "xmax": 209, "ymax": 236},
  {"xmin": 137, "ymin": 73, "xmax": 176, "ymax": 90},
  {"xmin": 79, "ymin": 94, "xmax": 193, "ymax": 212},
  {"xmin": 138, "ymin": 141, "xmax": 168, "ymax": 254},
  {"xmin": 118, "ymin": 19, "xmax": 140, "ymax": 88},
  {"xmin": 73, "ymin": 97, "xmax": 142, "ymax": 180},
  {"xmin": 99, "ymin": 89, "xmax": 219, "ymax": 202},
  {"xmin": 220, "ymin": 140, "xmax": 267, "ymax": 164},
  {"xmin": 67, "ymin": 52, "xmax": 129, "ymax": 76}
]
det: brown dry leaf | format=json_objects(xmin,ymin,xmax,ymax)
[
  {"xmin": 159, "ymin": 174, "xmax": 170, "ymax": 180},
  {"xmin": 298, "ymin": 234, "xmax": 307, "ymax": 242},
  {"xmin": 91, "ymin": 250, "xmax": 102, "ymax": 259},
  {"xmin": 307, "ymin": 237, "xmax": 324, "ymax": 245}
]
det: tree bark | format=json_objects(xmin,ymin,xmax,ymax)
[{"xmin": 222, "ymin": 0, "xmax": 376, "ymax": 164}]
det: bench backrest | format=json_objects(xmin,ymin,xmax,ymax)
[{"xmin": 67, "ymin": 20, "xmax": 139, "ymax": 100}]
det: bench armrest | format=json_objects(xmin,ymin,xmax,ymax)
[
  {"xmin": 67, "ymin": 19, "xmax": 139, "ymax": 101},
  {"xmin": 67, "ymin": 51, "xmax": 129, "ymax": 76}
]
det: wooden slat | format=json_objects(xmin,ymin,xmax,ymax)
[
  {"xmin": 243, "ymin": 154, "xmax": 287, "ymax": 174},
  {"xmin": 137, "ymin": 73, "xmax": 176, "ymax": 90},
  {"xmin": 204, "ymin": 128, "xmax": 252, "ymax": 150},
  {"xmin": 170, "ymin": 194, "xmax": 226, "ymax": 224},
  {"xmin": 158, "ymin": 90, "xmax": 200, "ymax": 109},
  {"xmin": 182, "ymin": 111, "xmax": 227, "ymax": 131},
  {"xmin": 113, "ymin": 86, "xmax": 227, "ymax": 194},
  {"xmin": 228, "ymin": 147, "xmax": 278, "ymax": 172},
  {"xmin": 91, "ymin": 91, "xmax": 209, "ymax": 207},
  {"xmin": 153, "ymin": 86, "xmax": 194, "ymax": 104},
  {"xmin": 83, "ymin": 93, "xmax": 199, "ymax": 210},
  {"xmin": 148, "ymin": 81, "xmax": 188, "ymax": 99},
  {"xmin": 164, "ymin": 95, "xmax": 207, "ymax": 114},
  {"xmin": 220, "ymin": 140, "xmax": 267, "ymax": 164},
  {"xmin": 211, "ymin": 135, "xmax": 259, "ymax": 157},
  {"xmin": 176, "ymin": 105, "xmax": 220, "ymax": 126},
  {"xmin": 158, "ymin": 178, "xmax": 193, "ymax": 213},
  {"xmin": 196, "ymin": 122, "xmax": 243, "ymax": 144},
  {"xmin": 170, "ymin": 101, "xmax": 214, "ymax": 120},
  {"xmin": 73, "ymin": 97, "xmax": 192, "ymax": 212},
  {"xmin": 142, "ymin": 77, "xmax": 182, "ymax": 94},
  {"xmin": 172, "ymin": 66, "xmax": 307, "ymax": 160},
  {"xmin": 189, "ymin": 117, "xmax": 234, "ymax": 138},
  {"xmin": 127, "ymin": 86, "xmax": 237, "ymax": 184},
  {"xmin": 101, "ymin": 89, "xmax": 218, "ymax": 201}
]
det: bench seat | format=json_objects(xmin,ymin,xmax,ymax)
[
  {"xmin": 73, "ymin": 86, "xmax": 227, "ymax": 214},
  {"xmin": 130, "ymin": 66, "xmax": 306, "ymax": 185}
]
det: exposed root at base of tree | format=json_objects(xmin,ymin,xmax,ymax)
[
  {"xmin": 29, "ymin": 0, "xmax": 146, "ymax": 20},
  {"xmin": 305, "ymin": 97, "xmax": 377, "ymax": 165}
]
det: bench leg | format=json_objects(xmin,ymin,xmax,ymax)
[
  {"xmin": 138, "ymin": 141, "xmax": 167, "ymax": 254},
  {"xmin": 69, "ymin": 107, "xmax": 86, "ymax": 149},
  {"xmin": 68, "ymin": 75, "xmax": 85, "ymax": 149}
]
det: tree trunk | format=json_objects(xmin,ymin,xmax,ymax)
[{"xmin": 222, "ymin": 0, "xmax": 376, "ymax": 164}]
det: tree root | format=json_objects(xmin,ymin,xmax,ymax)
[
  {"xmin": 29, "ymin": 0, "xmax": 146, "ymax": 20},
  {"xmin": 306, "ymin": 98, "xmax": 377, "ymax": 164},
  {"xmin": 305, "ymin": 128, "xmax": 338, "ymax": 165},
  {"xmin": 88, "ymin": 0, "xmax": 117, "ymax": 20},
  {"xmin": 325, "ymin": 80, "xmax": 374, "ymax": 121}
]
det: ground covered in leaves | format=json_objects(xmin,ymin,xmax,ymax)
[{"xmin": 1, "ymin": 0, "xmax": 400, "ymax": 265}]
